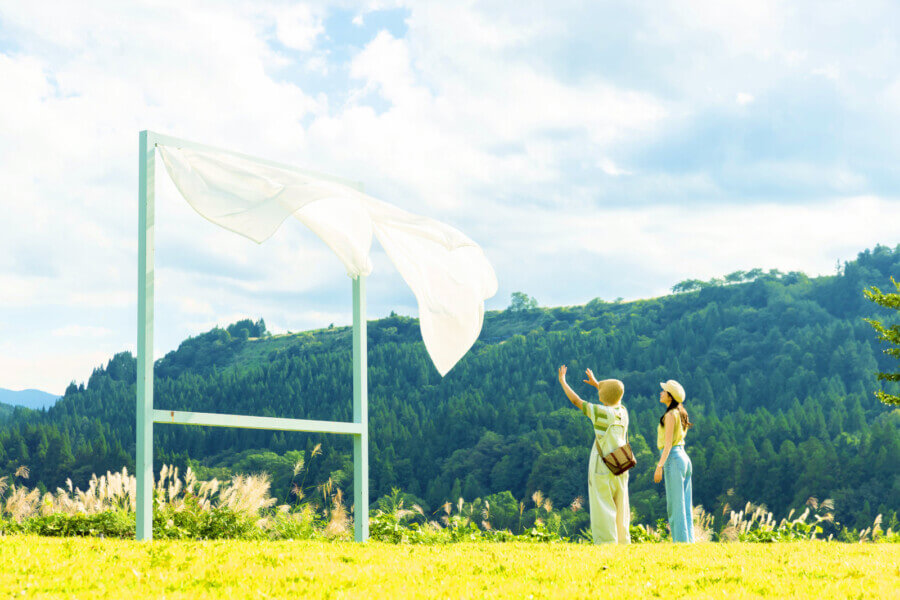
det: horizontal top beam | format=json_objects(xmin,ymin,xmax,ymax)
[
  {"xmin": 143, "ymin": 130, "xmax": 364, "ymax": 192},
  {"xmin": 153, "ymin": 409, "xmax": 363, "ymax": 436}
]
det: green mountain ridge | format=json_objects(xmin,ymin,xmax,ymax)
[{"xmin": 1, "ymin": 244, "xmax": 898, "ymax": 533}]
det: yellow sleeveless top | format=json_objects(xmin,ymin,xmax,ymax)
[{"xmin": 657, "ymin": 411, "xmax": 686, "ymax": 450}]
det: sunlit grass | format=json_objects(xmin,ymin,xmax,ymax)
[{"xmin": 1, "ymin": 536, "xmax": 897, "ymax": 598}]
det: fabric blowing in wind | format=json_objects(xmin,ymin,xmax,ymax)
[{"xmin": 157, "ymin": 144, "xmax": 498, "ymax": 376}]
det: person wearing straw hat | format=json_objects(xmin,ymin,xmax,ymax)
[
  {"xmin": 557, "ymin": 365, "xmax": 630, "ymax": 544},
  {"xmin": 654, "ymin": 379, "xmax": 695, "ymax": 543}
]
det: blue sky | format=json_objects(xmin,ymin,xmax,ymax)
[{"xmin": 0, "ymin": 0, "xmax": 898, "ymax": 393}]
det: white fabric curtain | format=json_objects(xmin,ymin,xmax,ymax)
[{"xmin": 157, "ymin": 145, "xmax": 498, "ymax": 376}]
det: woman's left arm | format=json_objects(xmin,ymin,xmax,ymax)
[{"xmin": 654, "ymin": 412, "xmax": 675, "ymax": 483}]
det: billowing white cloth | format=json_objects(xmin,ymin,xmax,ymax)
[{"xmin": 157, "ymin": 145, "xmax": 498, "ymax": 376}]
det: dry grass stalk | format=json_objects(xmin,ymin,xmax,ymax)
[
  {"xmin": 4, "ymin": 486, "xmax": 40, "ymax": 522},
  {"xmin": 692, "ymin": 506, "xmax": 714, "ymax": 542},
  {"xmin": 324, "ymin": 488, "xmax": 349, "ymax": 538},
  {"xmin": 722, "ymin": 497, "xmax": 834, "ymax": 542},
  {"xmin": 219, "ymin": 474, "xmax": 277, "ymax": 517},
  {"xmin": 291, "ymin": 483, "xmax": 304, "ymax": 502}
]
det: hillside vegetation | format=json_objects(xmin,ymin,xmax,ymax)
[{"xmin": 0, "ymin": 245, "xmax": 898, "ymax": 534}]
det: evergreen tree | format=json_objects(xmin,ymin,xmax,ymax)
[{"xmin": 864, "ymin": 277, "xmax": 900, "ymax": 405}]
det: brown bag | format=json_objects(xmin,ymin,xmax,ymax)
[{"xmin": 596, "ymin": 430, "xmax": 636, "ymax": 476}]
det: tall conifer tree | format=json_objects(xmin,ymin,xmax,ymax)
[{"xmin": 864, "ymin": 277, "xmax": 900, "ymax": 405}]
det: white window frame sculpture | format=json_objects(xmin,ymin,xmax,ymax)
[{"xmin": 136, "ymin": 131, "xmax": 371, "ymax": 542}]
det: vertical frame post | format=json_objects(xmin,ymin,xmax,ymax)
[
  {"xmin": 136, "ymin": 131, "xmax": 155, "ymax": 541},
  {"xmin": 352, "ymin": 275, "xmax": 369, "ymax": 542},
  {"xmin": 136, "ymin": 131, "xmax": 372, "ymax": 542}
]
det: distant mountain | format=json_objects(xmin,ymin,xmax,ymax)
[{"xmin": 0, "ymin": 388, "xmax": 59, "ymax": 410}]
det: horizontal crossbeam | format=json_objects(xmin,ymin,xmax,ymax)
[
  {"xmin": 146, "ymin": 131, "xmax": 364, "ymax": 191},
  {"xmin": 153, "ymin": 409, "xmax": 363, "ymax": 435}
]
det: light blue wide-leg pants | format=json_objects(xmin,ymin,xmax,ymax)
[{"xmin": 663, "ymin": 446, "xmax": 694, "ymax": 543}]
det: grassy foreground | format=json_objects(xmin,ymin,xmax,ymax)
[{"xmin": 1, "ymin": 537, "xmax": 898, "ymax": 599}]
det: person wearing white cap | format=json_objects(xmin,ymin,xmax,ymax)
[
  {"xmin": 557, "ymin": 365, "xmax": 630, "ymax": 544},
  {"xmin": 654, "ymin": 379, "xmax": 694, "ymax": 543}
]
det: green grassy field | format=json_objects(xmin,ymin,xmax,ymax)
[{"xmin": 1, "ymin": 537, "xmax": 897, "ymax": 599}]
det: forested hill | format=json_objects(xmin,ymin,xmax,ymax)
[{"xmin": 1, "ymin": 245, "xmax": 899, "ymax": 531}]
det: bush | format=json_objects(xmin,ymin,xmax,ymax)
[
  {"xmin": 154, "ymin": 502, "xmax": 261, "ymax": 540},
  {"xmin": 265, "ymin": 506, "xmax": 321, "ymax": 541},
  {"xmin": 629, "ymin": 523, "xmax": 667, "ymax": 543},
  {"xmin": 0, "ymin": 518, "xmax": 23, "ymax": 535},
  {"xmin": 23, "ymin": 511, "xmax": 133, "ymax": 538},
  {"xmin": 1, "ymin": 466, "xmax": 897, "ymax": 544}
]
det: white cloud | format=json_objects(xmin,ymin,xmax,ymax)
[
  {"xmin": 176, "ymin": 297, "xmax": 215, "ymax": 316},
  {"xmin": 1, "ymin": 0, "xmax": 899, "ymax": 392},
  {"xmin": 0, "ymin": 349, "xmax": 115, "ymax": 395},
  {"xmin": 274, "ymin": 4, "xmax": 324, "ymax": 52},
  {"xmin": 599, "ymin": 158, "xmax": 631, "ymax": 177},
  {"xmin": 812, "ymin": 65, "xmax": 840, "ymax": 81},
  {"xmin": 481, "ymin": 194, "xmax": 900, "ymax": 306},
  {"xmin": 569, "ymin": 195, "xmax": 900, "ymax": 284},
  {"xmin": 327, "ymin": 25, "xmax": 667, "ymax": 212},
  {"xmin": 51, "ymin": 325, "xmax": 112, "ymax": 338},
  {"xmin": 659, "ymin": 0, "xmax": 783, "ymax": 57}
]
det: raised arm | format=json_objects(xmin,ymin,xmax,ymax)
[
  {"xmin": 654, "ymin": 411, "xmax": 676, "ymax": 483},
  {"xmin": 557, "ymin": 365, "xmax": 585, "ymax": 410}
]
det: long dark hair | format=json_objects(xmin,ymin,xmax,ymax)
[{"xmin": 659, "ymin": 393, "xmax": 693, "ymax": 430}]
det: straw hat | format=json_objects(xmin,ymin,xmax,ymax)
[
  {"xmin": 660, "ymin": 380, "xmax": 685, "ymax": 403},
  {"xmin": 597, "ymin": 379, "xmax": 625, "ymax": 406}
]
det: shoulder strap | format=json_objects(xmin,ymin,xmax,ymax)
[{"xmin": 594, "ymin": 407, "xmax": 627, "ymax": 452}]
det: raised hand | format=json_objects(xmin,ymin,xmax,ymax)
[
  {"xmin": 583, "ymin": 368, "xmax": 600, "ymax": 389},
  {"xmin": 558, "ymin": 364, "xmax": 584, "ymax": 409}
]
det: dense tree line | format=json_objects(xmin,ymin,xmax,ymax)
[{"xmin": 1, "ymin": 247, "xmax": 898, "ymax": 531}]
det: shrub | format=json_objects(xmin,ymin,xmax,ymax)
[
  {"xmin": 1, "ymin": 467, "xmax": 896, "ymax": 544},
  {"xmin": 24, "ymin": 511, "xmax": 133, "ymax": 538}
]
